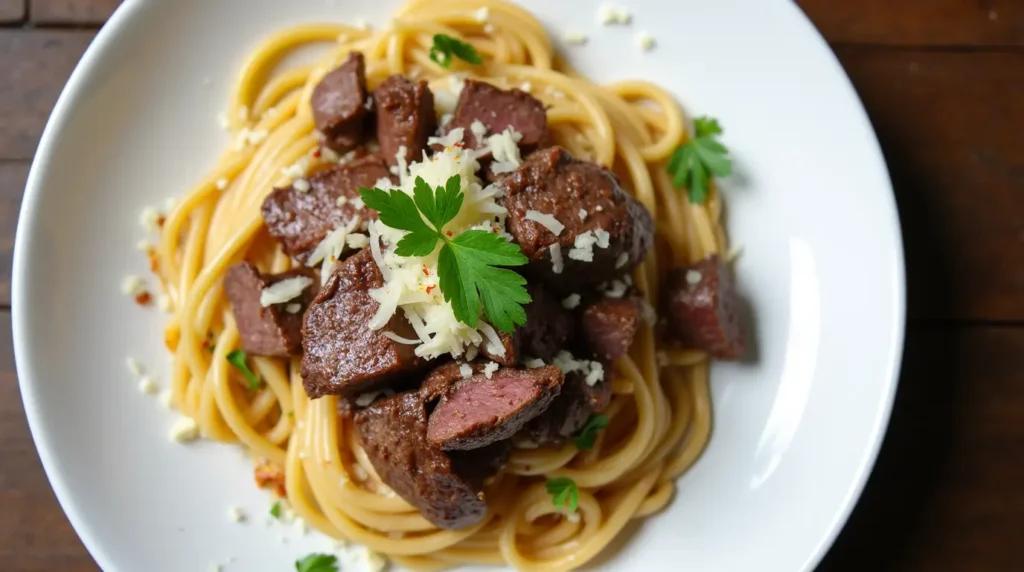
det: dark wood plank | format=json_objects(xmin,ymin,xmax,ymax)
[
  {"xmin": 0, "ymin": 30, "xmax": 95, "ymax": 161},
  {"xmin": 798, "ymin": 0, "xmax": 1024, "ymax": 46},
  {"xmin": 0, "ymin": 310, "xmax": 97, "ymax": 571},
  {"xmin": 820, "ymin": 325, "xmax": 1024, "ymax": 571},
  {"xmin": 0, "ymin": 0, "xmax": 25, "ymax": 23},
  {"xmin": 834, "ymin": 47, "xmax": 1024, "ymax": 322},
  {"xmin": 29, "ymin": 0, "xmax": 120, "ymax": 25},
  {"xmin": 0, "ymin": 162, "xmax": 27, "ymax": 308}
]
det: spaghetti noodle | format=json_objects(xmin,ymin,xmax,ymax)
[{"xmin": 153, "ymin": 0, "xmax": 728, "ymax": 569}]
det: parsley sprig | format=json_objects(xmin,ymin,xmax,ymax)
[
  {"xmin": 666, "ymin": 116, "xmax": 732, "ymax": 204},
  {"xmin": 429, "ymin": 34, "xmax": 483, "ymax": 68},
  {"xmin": 546, "ymin": 477, "xmax": 579, "ymax": 513},
  {"xmin": 572, "ymin": 414, "xmax": 609, "ymax": 450},
  {"xmin": 226, "ymin": 349, "xmax": 260, "ymax": 389},
  {"xmin": 295, "ymin": 553, "xmax": 338, "ymax": 572},
  {"xmin": 359, "ymin": 175, "xmax": 530, "ymax": 333}
]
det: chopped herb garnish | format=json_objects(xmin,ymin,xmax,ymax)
[
  {"xmin": 359, "ymin": 175, "xmax": 530, "ymax": 333},
  {"xmin": 269, "ymin": 501, "xmax": 282, "ymax": 519},
  {"xmin": 429, "ymin": 33, "xmax": 483, "ymax": 68},
  {"xmin": 546, "ymin": 477, "xmax": 579, "ymax": 513},
  {"xmin": 226, "ymin": 349, "xmax": 261, "ymax": 389},
  {"xmin": 573, "ymin": 414, "xmax": 609, "ymax": 450},
  {"xmin": 295, "ymin": 553, "xmax": 338, "ymax": 572},
  {"xmin": 666, "ymin": 115, "xmax": 732, "ymax": 204}
]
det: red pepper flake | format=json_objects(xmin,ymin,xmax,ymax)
[
  {"xmin": 425, "ymin": 285, "xmax": 436, "ymax": 294},
  {"xmin": 147, "ymin": 250, "xmax": 159, "ymax": 272},
  {"xmin": 156, "ymin": 215, "xmax": 166, "ymax": 228},
  {"xmin": 445, "ymin": 230, "xmax": 453, "ymax": 237},
  {"xmin": 254, "ymin": 461, "xmax": 287, "ymax": 498},
  {"xmin": 134, "ymin": 291, "xmax": 153, "ymax": 306},
  {"xmin": 422, "ymin": 265, "xmax": 429, "ymax": 276},
  {"xmin": 312, "ymin": 148, "xmax": 322, "ymax": 158}
]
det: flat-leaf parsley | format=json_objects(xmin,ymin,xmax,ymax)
[
  {"xmin": 572, "ymin": 413, "xmax": 609, "ymax": 450},
  {"xmin": 666, "ymin": 115, "xmax": 732, "ymax": 204},
  {"xmin": 226, "ymin": 349, "xmax": 260, "ymax": 389},
  {"xmin": 429, "ymin": 34, "xmax": 483, "ymax": 68},
  {"xmin": 359, "ymin": 175, "xmax": 530, "ymax": 333},
  {"xmin": 294, "ymin": 553, "xmax": 338, "ymax": 572},
  {"xmin": 546, "ymin": 477, "xmax": 579, "ymax": 513}
]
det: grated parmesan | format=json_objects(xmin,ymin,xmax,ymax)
[
  {"xmin": 593, "ymin": 228, "xmax": 611, "ymax": 248},
  {"xmin": 578, "ymin": 208, "xmax": 588, "ymax": 221},
  {"xmin": 482, "ymin": 361, "xmax": 499, "ymax": 379},
  {"xmin": 383, "ymin": 331, "xmax": 421, "ymax": 345},
  {"xmin": 139, "ymin": 376, "xmax": 159, "ymax": 394},
  {"xmin": 122, "ymin": 275, "xmax": 146, "ymax": 296},
  {"xmin": 285, "ymin": 303, "xmax": 302, "ymax": 314},
  {"xmin": 550, "ymin": 243, "xmax": 564, "ymax": 274},
  {"xmin": 474, "ymin": 6, "xmax": 489, "ymax": 22},
  {"xmin": 346, "ymin": 233, "xmax": 369, "ymax": 249},
  {"xmin": 603, "ymin": 279, "xmax": 629, "ymax": 299},
  {"xmin": 564, "ymin": 31, "xmax": 588, "ymax": 45},
  {"xmin": 429, "ymin": 127, "xmax": 465, "ymax": 148},
  {"xmin": 336, "ymin": 195, "xmax": 349, "ymax": 207},
  {"xmin": 470, "ymin": 120, "xmax": 488, "ymax": 142},
  {"xmin": 355, "ymin": 391, "xmax": 383, "ymax": 407},
  {"xmin": 561, "ymin": 294, "xmax": 581, "ymax": 309},
  {"xmin": 615, "ymin": 252, "xmax": 629, "ymax": 269},
  {"xmin": 459, "ymin": 363, "xmax": 474, "ymax": 378},
  {"xmin": 139, "ymin": 207, "xmax": 161, "ymax": 232},
  {"xmin": 169, "ymin": 417, "xmax": 199, "ymax": 442},
  {"xmin": 524, "ymin": 210, "xmax": 565, "ymax": 236},
  {"xmin": 227, "ymin": 506, "xmax": 247, "ymax": 523},
  {"xmin": 485, "ymin": 128, "xmax": 523, "ymax": 174},
  {"xmin": 553, "ymin": 351, "xmax": 605, "ymax": 386},
  {"xmin": 126, "ymin": 357, "xmax": 144, "ymax": 376},
  {"xmin": 524, "ymin": 358, "xmax": 546, "ymax": 369},
  {"xmin": 259, "ymin": 276, "xmax": 313, "ymax": 307},
  {"xmin": 686, "ymin": 269, "xmax": 703, "ymax": 285},
  {"xmin": 597, "ymin": 4, "xmax": 632, "ymax": 25},
  {"xmin": 568, "ymin": 231, "xmax": 598, "ymax": 262},
  {"xmin": 293, "ymin": 178, "xmax": 311, "ymax": 193},
  {"xmin": 636, "ymin": 31, "xmax": 657, "ymax": 51}
]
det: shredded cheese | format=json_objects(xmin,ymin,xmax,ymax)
[
  {"xmin": 564, "ymin": 31, "xmax": 588, "ymax": 45},
  {"xmin": 126, "ymin": 357, "xmax": 144, "ymax": 376},
  {"xmin": 615, "ymin": 252, "xmax": 629, "ymax": 269},
  {"xmin": 459, "ymin": 363, "xmax": 474, "ymax": 378},
  {"xmin": 121, "ymin": 275, "xmax": 146, "ymax": 296},
  {"xmin": 285, "ymin": 303, "xmax": 302, "ymax": 314},
  {"xmin": 169, "ymin": 417, "xmax": 199, "ymax": 443},
  {"xmin": 482, "ymin": 361, "xmax": 500, "ymax": 379},
  {"xmin": 524, "ymin": 358, "xmax": 546, "ymax": 369},
  {"xmin": 686, "ymin": 269, "xmax": 703, "ymax": 285},
  {"xmin": 550, "ymin": 243, "xmax": 564, "ymax": 274},
  {"xmin": 636, "ymin": 31, "xmax": 657, "ymax": 51},
  {"xmin": 578, "ymin": 208, "xmax": 588, "ymax": 221},
  {"xmin": 524, "ymin": 210, "xmax": 565, "ymax": 236},
  {"xmin": 293, "ymin": 178, "xmax": 311, "ymax": 193},
  {"xmin": 561, "ymin": 294, "xmax": 581, "ymax": 310},
  {"xmin": 259, "ymin": 276, "xmax": 313, "ymax": 307},
  {"xmin": 355, "ymin": 391, "xmax": 383, "ymax": 407}
]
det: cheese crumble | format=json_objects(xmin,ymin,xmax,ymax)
[
  {"xmin": 561, "ymin": 294, "xmax": 581, "ymax": 310},
  {"xmin": 169, "ymin": 417, "xmax": 199, "ymax": 442}
]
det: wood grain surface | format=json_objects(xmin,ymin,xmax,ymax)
[{"xmin": 0, "ymin": 1, "xmax": 1021, "ymax": 570}]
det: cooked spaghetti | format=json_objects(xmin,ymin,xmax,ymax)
[{"xmin": 151, "ymin": 1, "xmax": 739, "ymax": 570}]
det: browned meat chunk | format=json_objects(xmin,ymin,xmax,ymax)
[
  {"xmin": 500, "ymin": 147, "xmax": 654, "ymax": 293},
  {"xmin": 301, "ymin": 249, "xmax": 427, "ymax": 397},
  {"xmin": 663, "ymin": 255, "xmax": 746, "ymax": 360},
  {"xmin": 426, "ymin": 365, "xmax": 563, "ymax": 451},
  {"xmin": 478, "ymin": 284, "xmax": 574, "ymax": 365},
  {"xmin": 374, "ymin": 75, "xmax": 436, "ymax": 166},
  {"xmin": 311, "ymin": 52, "xmax": 370, "ymax": 153},
  {"xmin": 520, "ymin": 370, "xmax": 611, "ymax": 447},
  {"xmin": 355, "ymin": 391, "xmax": 509, "ymax": 529},
  {"xmin": 261, "ymin": 155, "xmax": 389, "ymax": 264},
  {"xmin": 223, "ymin": 263, "xmax": 317, "ymax": 357},
  {"xmin": 448, "ymin": 80, "xmax": 548, "ymax": 151},
  {"xmin": 580, "ymin": 295, "xmax": 643, "ymax": 362}
]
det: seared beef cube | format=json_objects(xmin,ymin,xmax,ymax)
[
  {"xmin": 311, "ymin": 52, "xmax": 370, "ymax": 153},
  {"xmin": 663, "ymin": 255, "xmax": 746, "ymax": 360},
  {"xmin": 374, "ymin": 75, "xmax": 436, "ymax": 167},
  {"xmin": 223, "ymin": 263, "xmax": 318, "ymax": 357},
  {"xmin": 500, "ymin": 147, "xmax": 654, "ymax": 293},
  {"xmin": 301, "ymin": 249, "xmax": 427, "ymax": 397},
  {"xmin": 355, "ymin": 391, "xmax": 509, "ymax": 530},
  {"xmin": 580, "ymin": 295, "xmax": 643, "ymax": 362},
  {"xmin": 520, "ymin": 370, "xmax": 611, "ymax": 447},
  {"xmin": 261, "ymin": 155, "xmax": 389, "ymax": 264},
  {"xmin": 449, "ymin": 80, "xmax": 548, "ymax": 151},
  {"xmin": 479, "ymin": 284, "xmax": 574, "ymax": 365},
  {"xmin": 426, "ymin": 365, "xmax": 563, "ymax": 451}
]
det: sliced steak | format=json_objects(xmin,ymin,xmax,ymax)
[
  {"xmin": 301, "ymin": 249, "xmax": 428, "ymax": 397},
  {"xmin": 448, "ymin": 79, "xmax": 548, "ymax": 151},
  {"xmin": 520, "ymin": 370, "xmax": 611, "ymax": 448},
  {"xmin": 311, "ymin": 52, "xmax": 370, "ymax": 153},
  {"xmin": 500, "ymin": 146, "xmax": 654, "ymax": 293},
  {"xmin": 355, "ymin": 391, "xmax": 509, "ymax": 530},
  {"xmin": 580, "ymin": 295, "xmax": 643, "ymax": 362},
  {"xmin": 374, "ymin": 75, "xmax": 436, "ymax": 167},
  {"xmin": 223, "ymin": 263, "xmax": 317, "ymax": 357},
  {"xmin": 426, "ymin": 365, "xmax": 563, "ymax": 451},
  {"xmin": 261, "ymin": 155, "xmax": 389, "ymax": 264},
  {"xmin": 663, "ymin": 255, "xmax": 746, "ymax": 360}
]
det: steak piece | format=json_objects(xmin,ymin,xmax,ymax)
[
  {"xmin": 500, "ymin": 147, "xmax": 654, "ymax": 293},
  {"xmin": 478, "ymin": 284, "xmax": 574, "ymax": 365},
  {"xmin": 580, "ymin": 295, "xmax": 643, "ymax": 362},
  {"xmin": 374, "ymin": 75, "xmax": 436, "ymax": 167},
  {"xmin": 448, "ymin": 80, "xmax": 548, "ymax": 151},
  {"xmin": 261, "ymin": 155, "xmax": 389, "ymax": 264},
  {"xmin": 301, "ymin": 249, "xmax": 428, "ymax": 397},
  {"xmin": 663, "ymin": 255, "xmax": 746, "ymax": 360},
  {"xmin": 426, "ymin": 365, "xmax": 563, "ymax": 451},
  {"xmin": 355, "ymin": 391, "xmax": 509, "ymax": 530},
  {"xmin": 520, "ymin": 364, "xmax": 611, "ymax": 448},
  {"xmin": 223, "ymin": 263, "xmax": 317, "ymax": 357},
  {"xmin": 311, "ymin": 52, "xmax": 370, "ymax": 153}
]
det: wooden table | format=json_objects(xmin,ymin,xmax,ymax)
[{"xmin": 1, "ymin": 1, "xmax": 1022, "ymax": 570}]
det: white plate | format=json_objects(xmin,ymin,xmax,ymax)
[{"xmin": 12, "ymin": 0, "xmax": 905, "ymax": 570}]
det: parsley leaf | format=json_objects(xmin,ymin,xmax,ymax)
[
  {"xmin": 438, "ymin": 230, "xmax": 530, "ymax": 332},
  {"xmin": 666, "ymin": 115, "xmax": 732, "ymax": 204},
  {"xmin": 359, "ymin": 176, "xmax": 530, "ymax": 333},
  {"xmin": 226, "ymin": 349, "xmax": 260, "ymax": 389},
  {"xmin": 429, "ymin": 34, "xmax": 483, "ymax": 68},
  {"xmin": 546, "ymin": 477, "xmax": 579, "ymax": 513},
  {"xmin": 269, "ymin": 501, "xmax": 281, "ymax": 519},
  {"xmin": 572, "ymin": 414, "xmax": 609, "ymax": 450},
  {"xmin": 295, "ymin": 553, "xmax": 338, "ymax": 572}
]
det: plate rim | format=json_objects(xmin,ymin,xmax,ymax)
[{"xmin": 10, "ymin": 1, "xmax": 907, "ymax": 570}]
